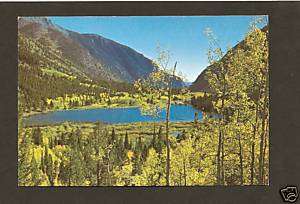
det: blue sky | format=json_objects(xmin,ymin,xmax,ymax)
[{"xmin": 49, "ymin": 16, "xmax": 268, "ymax": 82}]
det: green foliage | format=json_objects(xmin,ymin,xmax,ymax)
[
  {"xmin": 32, "ymin": 127, "xmax": 42, "ymax": 145},
  {"xmin": 18, "ymin": 34, "xmax": 137, "ymax": 113},
  {"xmin": 18, "ymin": 131, "xmax": 33, "ymax": 186},
  {"xmin": 133, "ymin": 148, "xmax": 166, "ymax": 186},
  {"xmin": 202, "ymin": 20, "xmax": 269, "ymax": 185},
  {"xmin": 18, "ymin": 20, "xmax": 269, "ymax": 186}
]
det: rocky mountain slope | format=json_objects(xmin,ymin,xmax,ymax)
[{"xmin": 18, "ymin": 17, "xmax": 155, "ymax": 83}]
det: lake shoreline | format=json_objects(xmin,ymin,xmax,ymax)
[
  {"xmin": 22, "ymin": 100, "xmax": 192, "ymax": 118},
  {"xmin": 22, "ymin": 120, "xmax": 196, "ymax": 129},
  {"xmin": 22, "ymin": 103, "xmax": 140, "ymax": 118},
  {"xmin": 21, "ymin": 104, "xmax": 201, "ymax": 127}
]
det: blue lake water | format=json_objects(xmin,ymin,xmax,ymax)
[{"xmin": 23, "ymin": 104, "xmax": 202, "ymax": 126}]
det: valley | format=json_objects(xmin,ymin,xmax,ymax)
[{"xmin": 18, "ymin": 16, "xmax": 269, "ymax": 187}]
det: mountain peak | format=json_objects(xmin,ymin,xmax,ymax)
[
  {"xmin": 19, "ymin": 16, "xmax": 53, "ymax": 27},
  {"xmin": 18, "ymin": 17, "xmax": 157, "ymax": 83}
]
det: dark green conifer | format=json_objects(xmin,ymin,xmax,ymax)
[{"xmin": 124, "ymin": 131, "xmax": 130, "ymax": 150}]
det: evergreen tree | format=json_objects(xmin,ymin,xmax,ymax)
[
  {"xmin": 18, "ymin": 132, "xmax": 33, "ymax": 186},
  {"xmin": 124, "ymin": 131, "xmax": 130, "ymax": 150},
  {"xmin": 46, "ymin": 153, "xmax": 54, "ymax": 186},
  {"xmin": 194, "ymin": 112, "xmax": 199, "ymax": 125},
  {"xmin": 133, "ymin": 148, "xmax": 165, "ymax": 186},
  {"xmin": 110, "ymin": 127, "xmax": 116, "ymax": 144},
  {"xmin": 151, "ymin": 134, "xmax": 157, "ymax": 149},
  {"xmin": 32, "ymin": 127, "xmax": 42, "ymax": 146},
  {"xmin": 58, "ymin": 158, "xmax": 71, "ymax": 186},
  {"xmin": 49, "ymin": 137, "xmax": 54, "ymax": 149},
  {"xmin": 49, "ymin": 101, "xmax": 54, "ymax": 109},
  {"xmin": 31, "ymin": 152, "xmax": 41, "ymax": 185}
]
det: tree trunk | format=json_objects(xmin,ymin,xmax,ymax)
[
  {"xmin": 221, "ymin": 133, "xmax": 225, "ymax": 185},
  {"xmin": 183, "ymin": 159, "xmax": 187, "ymax": 186},
  {"xmin": 262, "ymin": 118, "xmax": 269, "ymax": 184},
  {"xmin": 166, "ymin": 96, "xmax": 171, "ymax": 186},
  {"xmin": 250, "ymin": 129, "xmax": 256, "ymax": 185},
  {"xmin": 179, "ymin": 171, "xmax": 182, "ymax": 186},
  {"xmin": 96, "ymin": 161, "xmax": 100, "ymax": 186},
  {"xmin": 217, "ymin": 90, "xmax": 225, "ymax": 185},
  {"xmin": 259, "ymin": 84, "xmax": 268, "ymax": 185},
  {"xmin": 250, "ymin": 95, "xmax": 260, "ymax": 185},
  {"xmin": 236, "ymin": 103, "xmax": 243, "ymax": 185},
  {"xmin": 238, "ymin": 134, "xmax": 243, "ymax": 185},
  {"xmin": 258, "ymin": 118, "xmax": 266, "ymax": 184},
  {"xmin": 217, "ymin": 129, "xmax": 222, "ymax": 185},
  {"xmin": 165, "ymin": 62, "xmax": 177, "ymax": 186},
  {"xmin": 68, "ymin": 153, "xmax": 72, "ymax": 186},
  {"xmin": 107, "ymin": 149, "xmax": 111, "ymax": 186}
]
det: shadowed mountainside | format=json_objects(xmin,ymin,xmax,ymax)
[{"xmin": 18, "ymin": 17, "xmax": 155, "ymax": 83}]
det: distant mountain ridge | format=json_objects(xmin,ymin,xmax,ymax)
[
  {"xmin": 190, "ymin": 26, "xmax": 268, "ymax": 92},
  {"xmin": 18, "ymin": 17, "xmax": 155, "ymax": 83}
]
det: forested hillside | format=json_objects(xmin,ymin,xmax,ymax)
[
  {"xmin": 190, "ymin": 26, "xmax": 268, "ymax": 93},
  {"xmin": 18, "ymin": 17, "xmax": 184, "ymax": 113},
  {"xmin": 18, "ymin": 18, "xmax": 269, "ymax": 186},
  {"xmin": 18, "ymin": 17, "xmax": 156, "ymax": 83},
  {"xmin": 18, "ymin": 33, "xmax": 135, "ymax": 112}
]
